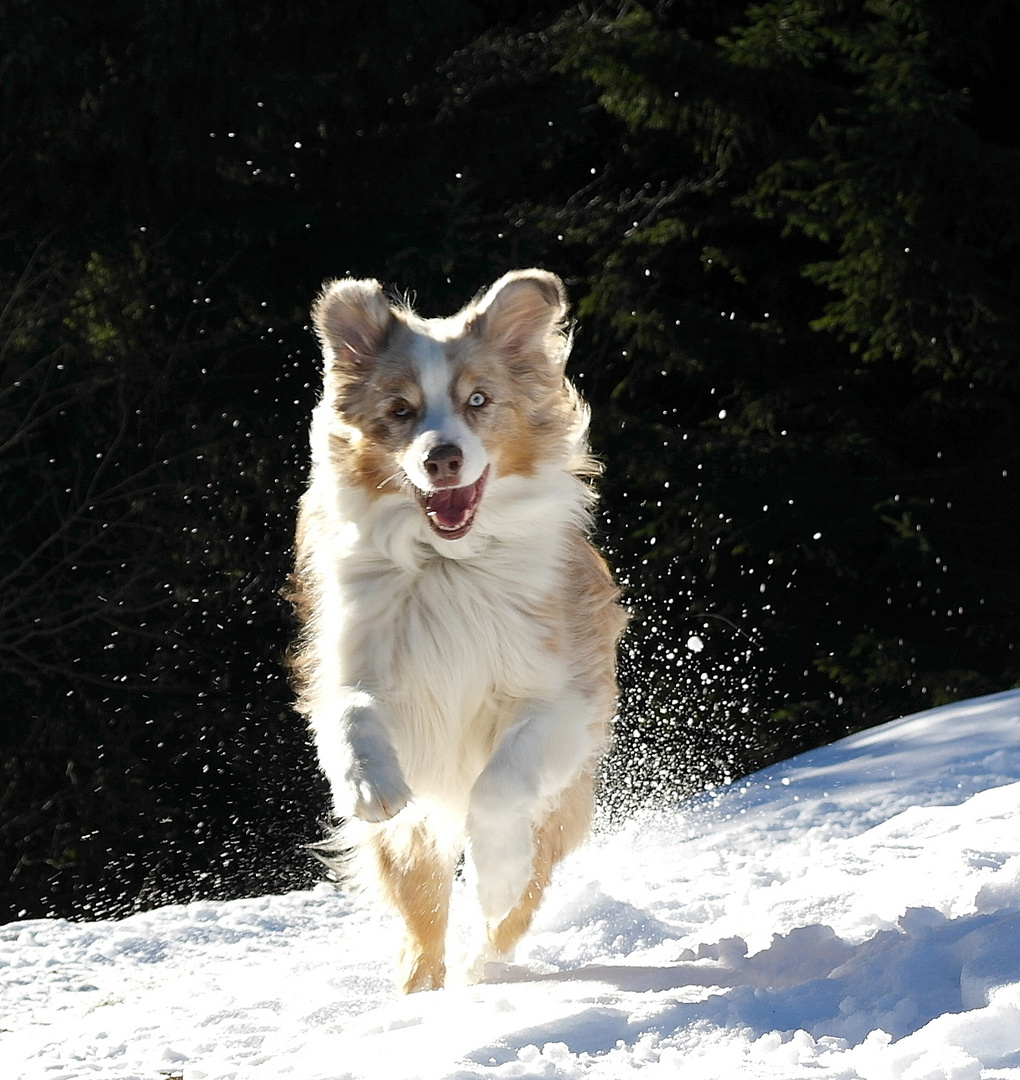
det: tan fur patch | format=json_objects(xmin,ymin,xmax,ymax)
[{"xmin": 369, "ymin": 824, "xmax": 455, "ymax": 994}]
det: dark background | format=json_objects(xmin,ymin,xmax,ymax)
[{"xmin": 3, "ymin": 0, "xmax": 1018, "ymax": 923}]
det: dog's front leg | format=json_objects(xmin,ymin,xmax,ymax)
[
  {"xmin": 312, "ymin": 689, "xmax": 411, "ymax": 823},
  {"xmin": 466, "ymin": 692, "xmax": 596, "ymax": 923}
]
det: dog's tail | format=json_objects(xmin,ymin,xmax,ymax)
[{"xmin": 305, "ymin": 823, "xmax": 353, "ymax": 883}]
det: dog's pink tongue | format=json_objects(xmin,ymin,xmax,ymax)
[{"xmin": 429, "ymin": 486, "xmax": 475, "ymax": 529}]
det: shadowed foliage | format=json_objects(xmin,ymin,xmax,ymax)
[{"xmin": 2, "ymin": 0, "xmax": 1018, "ymax": 920}]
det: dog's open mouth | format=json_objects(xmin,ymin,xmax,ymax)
[{"xmin": 415, "ymin": 467, "xmax": 489, "ymax": 540}]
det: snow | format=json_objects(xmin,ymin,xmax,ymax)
[{"xmin": 4, "ymin": 690, "xmax": 1020, "ymax": 1080}]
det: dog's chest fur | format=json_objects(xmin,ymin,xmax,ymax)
[{"xmin": 337, "ymin": 525, "xmax": 570, "ymax": 777}]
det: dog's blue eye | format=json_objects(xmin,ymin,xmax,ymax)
[
  {"xmin": 468, "ymin": 392, "xmax": 487, "ymax": 408},
  {"xmin": 390, "ymin": 402, "xmax": 415, "ymax": 419}
]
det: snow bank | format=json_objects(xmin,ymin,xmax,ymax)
[{"xmin": 3, "ymin": 690, "xmax": 1020, "ymax": 1079}]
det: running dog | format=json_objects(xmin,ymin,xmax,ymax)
[{"xmin": 289, "ymin": 269, "xmax": 624, "ymax": 992}]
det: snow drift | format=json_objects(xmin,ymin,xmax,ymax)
[{"xmin": 3, "ymin": 690, "xmax": 1020, "ymax": 1079}]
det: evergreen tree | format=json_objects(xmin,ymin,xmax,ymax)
[{"xmin": 530, "ymin": 0, "xmax": 1020, "ymax": 756}]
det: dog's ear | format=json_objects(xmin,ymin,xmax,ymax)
[
  {"xmin": 470, "ymin": 269, "xmax": 567, "ymax": 362},
  {"xmin": 311, "ymin": 279, "xmax": 394, "ymax": 371}
]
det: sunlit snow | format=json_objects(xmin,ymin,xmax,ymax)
[{"xmin": 4, "ymin": 690, "xmax": 1020, "ymax": 1079}]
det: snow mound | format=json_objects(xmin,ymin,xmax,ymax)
[{"xmin": 3, "ymin": 690, "xmax": 1020, "ymax": 1079}]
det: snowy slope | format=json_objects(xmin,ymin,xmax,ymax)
[{"xmin": 3, "ymin": 690, "xmax": 1020, "ymax": 1080}]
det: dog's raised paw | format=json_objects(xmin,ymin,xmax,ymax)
[
  {"xmin": 468, "ymin": 814, "xmax": 534, "ymax": 923},
  {"xmin": 348, "ymin": 770, "xmax": 411, "ymax": 822},
  {"xmin": 476, "ymin": 867, "xmax": 530, "ymax": 924}
]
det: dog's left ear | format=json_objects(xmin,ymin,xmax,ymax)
[{"xmin": 470, "ymin": 269, "xmax": 567, "ymax": 361}]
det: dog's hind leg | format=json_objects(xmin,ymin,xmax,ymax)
[
  {"xmin": 368, "ymin": 819, "xmax": 455, "ymax": 993},
  {"xmin": 486, "ymin": 768, "xmax": 595, "ymax": 959}
]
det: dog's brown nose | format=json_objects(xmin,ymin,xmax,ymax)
[{"xmin": 423, "ymin": 443, "xmax": 463, "ymax": 486}]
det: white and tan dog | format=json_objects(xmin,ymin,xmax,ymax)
[{"xmin": 289, "ymin": 269, "xmax": 624, "ymax": 993}]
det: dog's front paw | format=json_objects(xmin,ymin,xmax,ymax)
[
  {"xmin": 348, "ymin": 766, "xmax": 411, "ymax": 822},
  {"xmin": 468, "ymin": 813, "xmax": 534, "ymax": 923},
  {"xmin": 333, "ymin": 704, "xmax": 412, "ymax": 822}
]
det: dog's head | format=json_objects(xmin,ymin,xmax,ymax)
[{"xmin": 310, "ymin": 270, "xmax": 583, "ymax": 542}]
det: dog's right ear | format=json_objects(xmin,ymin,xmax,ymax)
[{"xmin": 311, "ymin": 279, "xmax": 394, "ymax": 371}]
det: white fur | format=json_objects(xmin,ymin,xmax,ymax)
[
  {"xmin": 402, "ymin": 336, "xmax": 487, "ymax": 491},
  {"xmin": 305, "ymin": 469, "xmax": 598, "ymax": 917}
]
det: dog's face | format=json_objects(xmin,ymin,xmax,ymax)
[{"xmin": 311, "ymin": 270, "xmax": 575, "ymax": 541}]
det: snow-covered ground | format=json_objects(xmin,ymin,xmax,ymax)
[{"xmin": 4, "ymin": 690, "xmax": 1020, "ymax": 1080}]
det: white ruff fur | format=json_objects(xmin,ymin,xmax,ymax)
[{"xmin": 291, "ymin": 269, "xmax": 624, "ymax": 992}]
